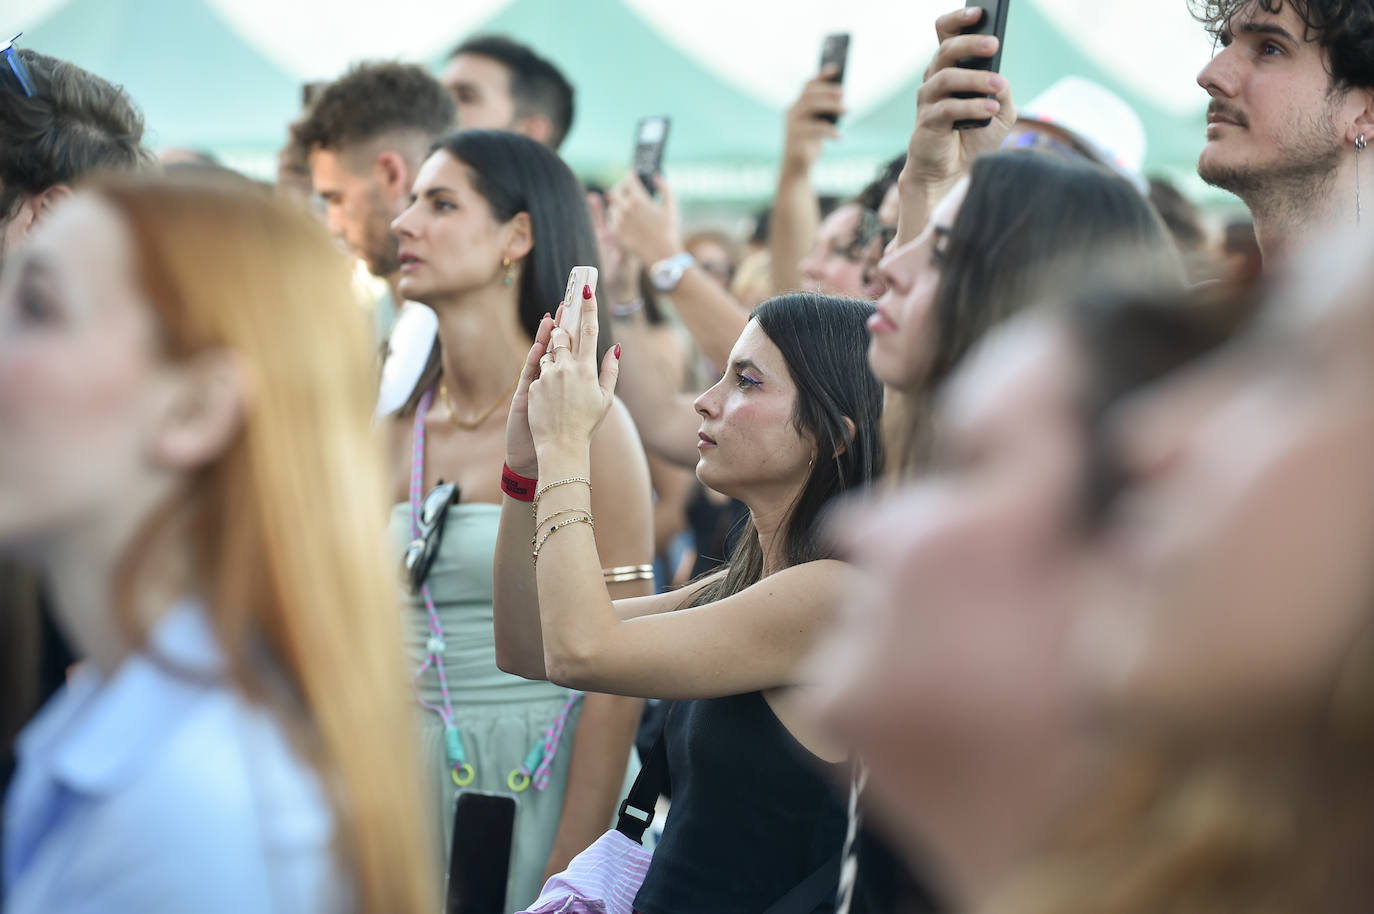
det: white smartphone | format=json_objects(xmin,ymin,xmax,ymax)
[{"xmin": 559, "ymin": 265, "xmax": 599, "ymax": 338}]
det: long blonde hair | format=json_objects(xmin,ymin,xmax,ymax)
[{"xmin": 95, "ymin": 173, "xmax": 434, "ymax": 913}]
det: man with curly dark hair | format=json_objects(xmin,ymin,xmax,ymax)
[
  {"xmin": 1191, "ymin": 0, "xmax": 1374, "ymax": 256},
  {"xmin": 292, "ymin": 61, "xmax": 456, "ymax": 322}
]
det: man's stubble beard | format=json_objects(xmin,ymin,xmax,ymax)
[
  {"xmin": 364, "ymin": 184, "xmax": 403, "ymax": 279},
  {"xmin": 1199, "ymin": 96, "xmax": 1345, "ymax": 221},
  {"xmin": 365, "ymin": 225, "xmax": 402, "ymax": 279}
]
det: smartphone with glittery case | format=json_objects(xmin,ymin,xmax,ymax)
[
  {"xmin": 559, "ymin": 265, "xmax": 599, "ymax": 338},
  {"xmin": 446, "ymin": 791, "xmax": 516, "ymax": 914}
]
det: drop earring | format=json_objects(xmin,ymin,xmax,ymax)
[
  {"xmin": 503, "ymin": 256, "xmax": 515, "ymax": 286},
  {"xmin": 1356, "ymin": 134, "xmax": 1367, "ymax": 227}
]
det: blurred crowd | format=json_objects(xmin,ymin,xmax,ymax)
[{"xmin": 3, "ymin": 0, "xmax": 1374, "ymax": 911}]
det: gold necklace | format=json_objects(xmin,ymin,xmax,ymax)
[{"xmin": 439, "ymin": 376, "xmax": 518, "ymax": 431}]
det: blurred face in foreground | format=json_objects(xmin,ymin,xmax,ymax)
[
  {"xmin": 1075, "ymin": 234, "xmax": 1374, "ymax": 737},
  {"xmin": 813, "ymin": 314, "xmax": 1095, "ymax": 890},
  {"xmin": 0, "ymin": 197, "xmax": 170, "ymax": 556},
  {"xmin": 0, "ymin": 194, "xmax": 243, "ymax": 665}
]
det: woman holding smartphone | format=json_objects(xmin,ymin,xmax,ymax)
[
  {"xmin": 493, "ymin": 287, "xmax": 884, "ymax": 913},
  {"xmin": 1, "ymin": 174, "xmax": 432, "ymax": 912},
  {"xmin": 387, "ymin": 129, "xmax": 652, "ymax": 910}
]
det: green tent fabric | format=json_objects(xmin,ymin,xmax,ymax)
[
  {"xmin": 430, "ymin": 0, "xmax": 789, "ymax": 185},
  {"xmin": 23, "ymin": 0, "xmax": 301, "ymax": 158},
  {"xmin": 19, "ymin": 0, "xmax": 1212, "ymax": 200}
]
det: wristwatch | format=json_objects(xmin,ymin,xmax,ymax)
[{"xmin": 649, "ymin": 252, "xmax": 696, "ymax": 293}]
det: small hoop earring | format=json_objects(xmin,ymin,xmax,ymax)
[{"xmin": 503, "ymin": 256, "xmax": 515, "ymax": 287}]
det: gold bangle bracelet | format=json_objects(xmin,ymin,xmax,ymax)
[
  {"xmin": 603, "ymin": 564, "xmax": 654, "ymax": 576},
  {"xmin": 532, "ymin": 515, "xmax": 595, "ymax": 564},
  {"xmin": 604, "ymin": 569, "xmax": 655, "ymax": 584}
]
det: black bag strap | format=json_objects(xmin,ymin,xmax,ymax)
[
  {"xmin": 615, "ymin": 704, "xmax": 672, "ymax": 844},
  {"xmin": 762, "ymin": 850, "xmax": 843, "ymax": 914}
]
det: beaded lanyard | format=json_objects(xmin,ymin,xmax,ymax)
[{"xmin": 409, "ymin": 386, "xmax": 582, "ymax": 792}]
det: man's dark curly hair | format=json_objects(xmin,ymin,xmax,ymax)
[
  {"xmin": 1189, "ymin": 0, "xmax": 1374, "ymax": 89},
  {"xmin": 291, "ymin": 61, "xmax": 456, "ymax": 155},
  {"xmin": 0, "ymin": 49, "xmax": 153, "ymax": 221}
]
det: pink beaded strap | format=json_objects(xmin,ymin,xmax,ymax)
[{"xmin": 409, "ymin": 388, "xmax": 473, "ymax": 786}]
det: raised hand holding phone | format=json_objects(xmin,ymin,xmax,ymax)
[
  {"xmin": 558, "ymin": 265, "xmax": 598, "ymax": 338},
  {"xmin": 894, "ymin": 4, "xmax": 1017, "ymax": 246},
  {"xmin": 952, "ymin": 0, "xmax": 1010, "ymax": 129},
  {"xmin": 815, "ymin": 33, "xmax": 850, "ymax": 125},
  {"xmin": 633, "ymin": 116, "xmax": 670, "ymax": 196},
  {"xmin": 530, "ymin": 276, "xmax": 620, "ymax": 460}
]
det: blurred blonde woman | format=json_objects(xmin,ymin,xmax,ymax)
[{"xmin": 0, "ymin": 174, "xmax": 433, "ymax": 913}]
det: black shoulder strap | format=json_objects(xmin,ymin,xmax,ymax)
[
  {"xmin": 615, "ymin": 704, "xmax": 672, "ymax": 844},
  {"xmin": 762, "ymin": 850, "xmax": 842, "ymax": 914}
]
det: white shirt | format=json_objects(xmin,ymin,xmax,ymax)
[{"xmin": 3, "ymin": 603, "xmax": 349, "ymax": 913}]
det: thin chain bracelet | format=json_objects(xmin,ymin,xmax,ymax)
[
  {"xmin": 531, "ymin": 508, "xmax": 595, "ymax": 546},
  {"xmin": 532, "ymin": 477, "xmax": 592, "ymax": 520},
  {"xmin": 533, "ymin": 515, "xmax": 595, "ymax": 564}
]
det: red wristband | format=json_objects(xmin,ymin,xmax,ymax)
[{"xmin": 501, "ymin": 464, "xmax": 537, "ymax": 501}]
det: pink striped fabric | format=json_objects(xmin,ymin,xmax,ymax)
[{"xmin": 517, "ymin": 830, "xmax": 654, "ymax": 914}]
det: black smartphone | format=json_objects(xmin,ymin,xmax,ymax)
[
  {"xmin": 816, "ymin": 33, "xmax": 851, "ymax": 124},
  {"xmin": 446, "ymin": 791, "xmax": 517, "ymax": 914},
  {"xmin": 633, "ymin": 116, "xmax": 671, "ymax": 195},
  {"xmin": 952, "ymin": 0, "xmax": 1010, "ymax": 130}
]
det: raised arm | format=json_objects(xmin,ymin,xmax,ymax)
[
  {"xmin": 770, "ymin": 68, "xmax": 844, "ymax": 295},
  {"xmin": 894, "ymin": 6, "xmax": 1017, "ymax": 246},
  {"xmin": 591, "ymin": 191, "xmax": 707, "ymax": 468},
  {"xmin": 608, "ymin": 175, "xmax": 747, "ymax": 369},
  {"xmin": 515, "ymin": 285, "xmax": 854, "ymax": 700}
]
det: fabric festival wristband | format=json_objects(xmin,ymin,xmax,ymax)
[{"xmin": 502, "ymin": 464, "xmax": 537, "ymax": 501}]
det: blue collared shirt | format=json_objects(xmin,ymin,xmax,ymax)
[{"xmin": 3, "ymin": 603, "xmax": 348, "ymax": 913}]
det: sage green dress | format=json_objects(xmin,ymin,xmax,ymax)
[{"xmin": 389, "ymin": 502, "xmax": 637, "ymax": 913}]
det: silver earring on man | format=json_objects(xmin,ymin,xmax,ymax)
[{"xmin": 1357, "ymin": 134, "xmax": 1367, "ymax": 227}]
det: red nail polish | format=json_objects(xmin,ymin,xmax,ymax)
[
  {"xmin": 614, "ymin": 344, "xmax": 622, "ymax": 359},
  {"xmin": 543, "ymin": 312, "xmax": 551, "ymax": 320},
  {"xmin": 582, "ymin": 284, "xmax": 593, "ymax": 300}
]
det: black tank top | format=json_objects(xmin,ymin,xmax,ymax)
[{"xmin": 633, "ymin": 692, "xmax": 846, "ymax": 914}]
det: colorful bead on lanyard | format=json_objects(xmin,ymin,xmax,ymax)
[
  {"xmin": 409, "ymin": 388, "xmax": 475, "ymax": 787},
  {"xmin": 508, "ymin": 691, "xmax": 583, "ymax": 792}
]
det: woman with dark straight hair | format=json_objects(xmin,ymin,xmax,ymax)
[
  {"xmin": 493, "ymin": 290, "xmax": 886, "ymax": 913},
  {"xmin": 868, "ymin": 150, "xmax": 1182, "ymax": 473},
  {"xmin": 387, "ymin": 129, "xmax": 653, "ymax": 909}
]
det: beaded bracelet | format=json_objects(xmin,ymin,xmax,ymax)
[
  {"xmin": 532, "ymin": 514, "xmax": 595, "ymax": 564},
  {"xmin": 532, "ymin": 476, "xmax": 592, "ymax": 520}
]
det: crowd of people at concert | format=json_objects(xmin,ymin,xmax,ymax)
[{"xmin": 4, "ymin": 0, "xmax": 1374, "ymax": 911}]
